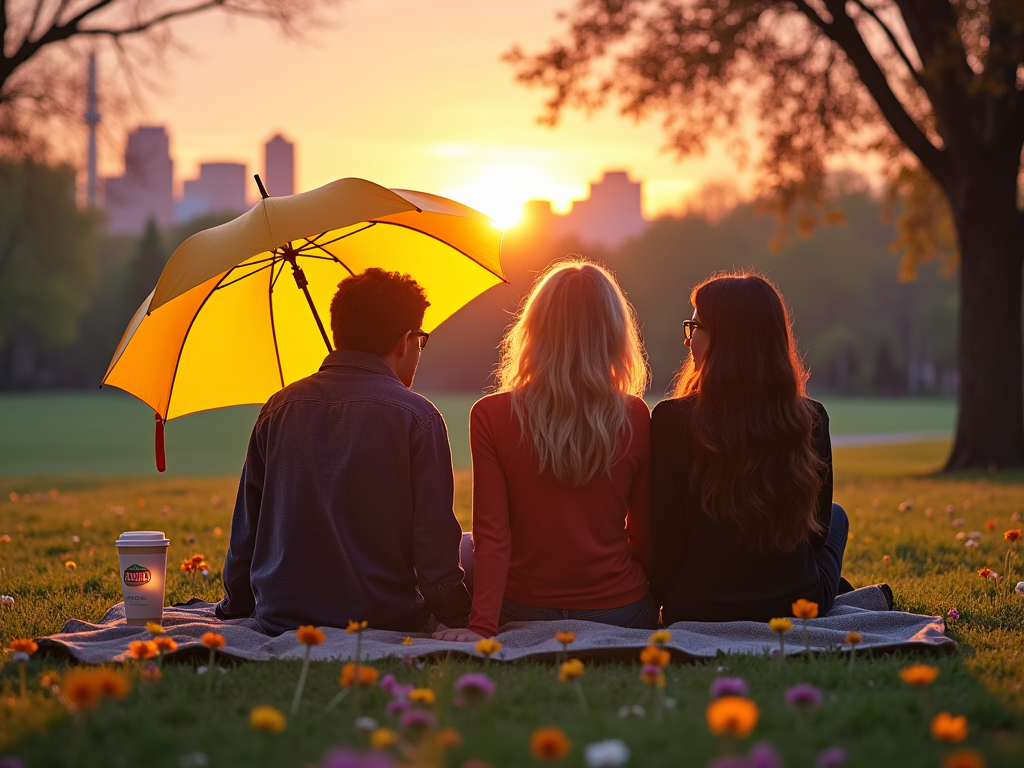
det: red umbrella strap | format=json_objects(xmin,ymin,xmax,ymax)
[{"xmin": 155, "ymin": 413, "xmax": 166, "ymax": 473}]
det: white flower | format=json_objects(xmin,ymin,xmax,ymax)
[
  {"xmin": 951, "ymin": 518, "xmax": 965, "ymax": 527},
  {"xmin": 201, "ymin": 570, "xmax": 210, "ymax": 577},
  {"xmin": 965, "ymin": 540, "xmax": 979, "ymax": 548},
  {"xmin": 71, "ymin": 535, "xmax": 80, "ymax": 544},
  {"xmin": 0, "ymin": 595, "xmax": 13, "ymax": 607},
  {"xmin": 584, "ymin": 739, "xmax": 631, "ymax": 767},
  {"xmin": 967, "ymin": 531, "xmax": 982, "ymax": 539},
  {"xmin": 354, "ymin": 716, "xmax": 378, "ymax": 734},
  {"xmin": 1015, "ymin": 582, "xmax": 1024, "ymax": 597},
  {"xmin": 11, "ymin": 651, "xmax": 30, "ymax": 663},
  {"xmin": 955, "ymin": 532, "xmax": 966, "ymax": 541},
  {"xmin": 197, "ymin": 666, "xmax": 207, "ymax": 674},
  {"xmin": 616, "ymin": 704, "xmax": 646, "ymax": 718}
]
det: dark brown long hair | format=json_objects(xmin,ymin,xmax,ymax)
[{"xmin": 673, "ymin": 272, "xmax": 825, "ymax": 553}]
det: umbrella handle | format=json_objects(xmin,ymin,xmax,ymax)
[{"xmin": 155, "ymin": 413, "xmax": 166, "ymax": 473}]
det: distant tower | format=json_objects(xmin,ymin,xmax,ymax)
[
  {"xmin": 264, "ymin": 134, "xmax": 295, "ymax": 197},
  {"xmin": 84, "ymin": 52, "xmax": 100, "ymax": 207}
]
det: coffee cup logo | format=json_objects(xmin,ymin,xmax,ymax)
[{"xmin": 123, "ymin": 564, "xmax": 152, "ymax": 587}]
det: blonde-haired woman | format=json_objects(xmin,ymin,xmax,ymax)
[{"xmin": 434, "ymin": 259, "xmax": 654, "ymax": 642}]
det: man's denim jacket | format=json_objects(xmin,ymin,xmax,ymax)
[{"xmin": 216, "ymin": 350, "xmax": 471, "ymax": 635}]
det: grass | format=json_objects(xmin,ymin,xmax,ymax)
[
  {"xmin": 1, "ymin": 441, "xmax": 1023, "ymax": 767},
  {"xmin": 0, "ymin": 392, "xmax": 955, "ymax": 475}
]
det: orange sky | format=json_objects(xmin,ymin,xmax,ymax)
[{"xmin": 97, "ymin": 0, "xmax": 746, "ymax": 224}]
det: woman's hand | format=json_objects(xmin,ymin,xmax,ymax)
[{"xmin": 432, "ymin": 627, "xmax": 486, "ymax": 642}]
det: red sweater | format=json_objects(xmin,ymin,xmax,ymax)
[{"xmin": 467, "ymin": 392, "xmax": 652, "ymax": 638}]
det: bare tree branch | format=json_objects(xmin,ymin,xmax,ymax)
[{"xmin": 849, "ymin": 0, "xmax": 924, "ymax": 88}]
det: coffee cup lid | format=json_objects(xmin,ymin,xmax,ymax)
[{"xmin": 115, "ymin": 530, "xmax": 170, "ymax": 547}]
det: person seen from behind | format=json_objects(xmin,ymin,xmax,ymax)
[
  {"xmin": 650, "ymin": 272, "xmax": 853, "ymax": 624},
  {"xmin": 434, "ymin": 258, "xmax": 655, "ymax": 642},
  {"xmin": 217, "ymin": 268, "xmax": 471, "ymax": 635}
]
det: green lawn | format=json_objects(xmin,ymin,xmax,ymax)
[
  {"xmin": 0, "ymin": 392, "xmax": 956, "ymax": 476},
  {"xmin": 1, "ymin": 440, "xmax": 1023, "ymax": 767}
]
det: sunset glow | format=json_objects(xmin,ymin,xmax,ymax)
[{"xmin": 442, "ymin": 165, "xmax": 585, "ymax": 227}]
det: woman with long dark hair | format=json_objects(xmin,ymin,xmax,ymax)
[
  {"xmin": 650, "ymin": 272, "xmax": 849, "ymax": 623},
  {"xmin": 434, "ymin": 258, "xmax": 655, "ymax": 642}
]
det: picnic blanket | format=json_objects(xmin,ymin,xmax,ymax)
[{"xmin": 36, "ymin": 585, "xmax": 955, "ymax": 665}]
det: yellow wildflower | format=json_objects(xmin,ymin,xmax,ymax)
[
  {"xmin": 409, "ymin": 688, "xmax": 435, "ymax": 705},
  {"xmin": 475, "ymin": 637, "xmax": 502, "ymax": 657},
  {"xmin": 768, "ymin": 618, "xmax": 793, "ymax": 633},
  {"xmin": 558, "ymin": 659, "xmax": 585, "ymax": 681},
  {"xmin": 346, "ymin": 620, "xmax": 368, "ymax": 633},
  {"xmin": 250, "ymin": 705, "xmax": 287, "ymax": 733},
  {"xmin": 648, "ymin": 630, "xmax": 672, "ymax": 645},
  {"xmin": 370, "ymin": 727, "xmax": 399, "ymax": 748}
]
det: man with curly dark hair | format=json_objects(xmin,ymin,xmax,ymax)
[{"xmin": 217, "ymin": 268, "xmax": 471, "ymax": 635}]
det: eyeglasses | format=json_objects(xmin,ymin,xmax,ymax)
[
  {"xmin": 682, "ymin": 320, "xmax": 701, "ymax": 341},
  {"xmin": 413, "ymin": 330, "xmax": 430, "ymax": 350}
]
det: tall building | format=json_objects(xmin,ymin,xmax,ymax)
[
  {"xmin": 177, "ymin": 162, "xmax": 248, "ymax": 223},
  {"xmin": 104, "ymin": 126, "xmax": 174, "ymax": 235},
  {"xmin": 556, "ymin": 171, "xmax": 648, "ymax": 248},
  {"xmin": 264, "ymin": 134, "xmax": 295, "ymax": 197}
]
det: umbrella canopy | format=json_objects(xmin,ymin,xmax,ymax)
[{"xmin": 102, "ymin": 177, "xmax": 505, "ymax": 424}]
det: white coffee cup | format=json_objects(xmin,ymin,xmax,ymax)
[{"xmin": 116, "ymin": 531, "xmax": 170, "ymax": 626}]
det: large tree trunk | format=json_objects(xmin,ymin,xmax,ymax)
[{"xmin": 944, "ymin": 175, "xmax": 1024, "ymax": 471}]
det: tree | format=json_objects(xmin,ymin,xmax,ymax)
[
  {"xmin": 122, "ymin": 218, "xmax": 164, "ymax": 323},
  {"xmin": 0, "ymin": 0, "xmax": 335, "ymax": 149},
  {"xmin": 506, "ymin": 0, "xmax": 1024, "ymax": 471},
  {"xmin": 0, "ymin": 158, "xmax": 97, "ymax": 349}
]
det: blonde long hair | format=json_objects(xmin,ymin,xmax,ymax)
[{"xmin": 494, "ymin": 258, "xmax": 649, "ymax": 486}]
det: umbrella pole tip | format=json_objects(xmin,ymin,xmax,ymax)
[{"xmin": 254, "ymin": 174, "xmax": 269, "ymax": 200}]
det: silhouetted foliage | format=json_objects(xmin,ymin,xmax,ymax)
[{"xmin": 122, "ymin": 219, "xmax": 165, "ymax": 324}]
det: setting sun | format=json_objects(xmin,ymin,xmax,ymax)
[{"xmin": 441, "ymin": 165, "xmax": 585, "ymax": 228}]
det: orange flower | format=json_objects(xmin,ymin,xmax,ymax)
[
  {"xmin": 346, "ymin": 620, "xmax": 368, "ymax": 633},
  {"xmin": 250, "ymin": 705, "xmax": 287, "ymax": 733},
  {"xmin": 140, "ymin": 663, "xmax": 162, "ymax": 682},
  {"xmin": 153, "ymin": 636, "xmax": 178, "ymax": 654},
  {"xmin": 942, "ymin": 750, "xmax": 986, "ymax": 768},
  {"xmin": 978, "ymin": 567, "xmax": 995, "ymax": 580},
  {"xmin": 555, "ymin": 631, "xmax": 576, "ymax": 646},
  {"xmin": 768, "ymin": 618, "xmax": 793, "ymax": 633},
  {"xmin": 371, "ymin": 727, "xmax": 399, "ymax": 748},
  {"xmin": 180, "ymin": 560, "xmax": 195, "ymax": 574},
  {"xmin": 409, "ymin": 687, "xmax": 436, "ymax": 705},
  {"xmin": 62, "ymin": 670, "xmax": 102, "ymax": 711},
  {"xmin": 931, "ymin": 712, "xmax": 968, "ymax": 743},
  {"xmin": 10, "ymin": 639, "xmax": 38, "ymax": 655},
  {"xmin": 436, "ymin": 727, "xmax": 462, "ymax": 749},
  {"xmin": 94, "ymin": 669, "xmax": 131, "ymax": 699},
  {"xmin": 340, "ymin": 662, "xmax": 379, "ymax": 687},
  {"xmin": 64, "ymin": 560, "xmax": 76, "ymax": 570},
  {"xmin": 190, "ymin": 553, "xmax": 206, "ymax": 564},
  {"xmin": 40, "ymin": 671, "xmax": 60, "ymax": 689},
  {"xmin": 1005, "ymin": 529, "xmax": 1022, "ymax": 542},
  {"xmin": 845, "ymin": 631, "xmax": 862, "ymax": 646},
  {"xmin": 128, "ymin": 640, "xmax": 158, "ymax": 660},
  {"xmin": 639, "ymin": 645, "xmax": 670, "ymax": 667},
  {"xmin": 402, "ymin": 636, "xmax": 414, "ymax": 646},
  {"xmin": 530, "ymin": 727, "xmax": 571, "ymax": 761},
  {"xmin": 558, "ymin": 659, "xmax": 585, "ymax": 681},
  {"xmin": 899, "ymin": 664, "xmax": 939, "ymax": 686},
  {"xmin": 202, "ymin": 632, "xmax": 226, "ymax": 649},
  {"xmin": 296, "ymin": 625, "xmax": 326, "ymax": 646},
  {"xmin": 985, "ymin": 520, "xmax": 997, "ymax": 530},
  {"xmin": 706, "ymin": 696, "xmax": 760, "ymax": 738},
  {"xmin": 791, "ymin": 599, "xmax": 818, "ymax": 619},
  {"xmin": 475, "ymin": 638, "xmax": 502, "ymax": 657},
  {"xmin": 0, "ymin": 534, "xmax": 11, "ymax": 543}
]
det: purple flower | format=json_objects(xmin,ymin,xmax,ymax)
[
  {"xmin": 784, "ymin": 683, "xmax": 823, "ymax": 709},
  {"xmin": 399, "ymin": 709, "xmax": 437, "ymax": 731},
  {"xmin": 748, "ymin": 742, "xmax": 783, "ymax": 768},
  {"xmin": 0, "ymin": 759, "xmax": 29, "ymax": 768},
  {"xmin": 379, "ymin": 674, "xmax": 397, "ymax": 694},
  {"xmin": 385, "ymin": 698, "xmax": 410, "ymax": 716},
  {"xmin": 321, "ymin": 750, "xmax": 395, "ymax": 768},
  {"xmin": 392, "ymin": 683, "xmax": 413, "ymax": 698},
  {"xmin": 454, "ymin": 672, "xmax": 496, "ymax": 700},
  {"xmin": 710, "ymin": 677, "xmax": 748, "ymax": 698},
  {"xmin": 947, "ymin": 608, "xmax": 960, "ymax": 620},
  {"xmin": 815, "ymin": 746, "xmax": 847, "ymax": 768}
]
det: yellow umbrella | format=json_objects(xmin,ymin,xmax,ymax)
[{"xmin": 101, "ymin": 176, "xmax": 506, "ymax": 470}]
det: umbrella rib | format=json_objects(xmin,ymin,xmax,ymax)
[
  {"xmin": 268, "ymin": 252, "xmax": 285, "ymax": 389},
  {"xmin": 271, "ymin": 257, "xmax": 288, "ymax": 290},
  {"xmin": 307, "ymin": 241, "xmax": 355, "ymax": 276},
  {"xmin": 373, "ymin": 221, "xmax": 509, "ymax": 284},
  {"xmin": 215, "ymin": 262, "xmax": 276, "ymax": 290},
  {"xmin": 295, "ymin": 223, "xmax": 376, "ymax": 252}
]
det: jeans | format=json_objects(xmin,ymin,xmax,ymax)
[
  {"xmin": 459, "ymin": 533, "xmax": 659, "ymax": 630},
  {"xmin": 816, "ymin": 503, "xmax": 849, "ymax": 612}
]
